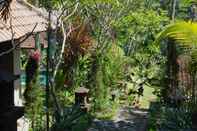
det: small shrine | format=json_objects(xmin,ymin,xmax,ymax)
[{"xmin": 75, "ymin": 87, "xmax": 90, "ymax": 111}]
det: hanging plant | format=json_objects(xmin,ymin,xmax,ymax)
[
  {"xmin": 26, "ymin": 50, "xmax": 41, "ymax": 84},
  {"xmin": 24, "ymin": 50, "xmax": 41, "ymax": 102}
]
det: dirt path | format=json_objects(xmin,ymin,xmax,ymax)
[{"xmin": 88, "ymin": 107, "xmax": 148, "ymax": 131}]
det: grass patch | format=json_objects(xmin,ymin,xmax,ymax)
[{"xmin": 140, "ymin": 86, "xmax": 157, "ymax": 109}]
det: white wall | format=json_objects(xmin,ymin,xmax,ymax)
[{"xmin": 13, "ymin": 47, "xmax": 23, "ymax": 106}]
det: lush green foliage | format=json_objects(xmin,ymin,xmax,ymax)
[
  {"xmin": 25, "ymin": 73, "xmax": 45, "ymax": 131},
  {"xmin": 51, "ymin": 105, "xmax": 91, "ymax": 131},
  {"xmin": 154, "ymin": 22, "xmax": 197, "ymax": 63},
  {"xmin": 23, "ymin": 0, "xmax": 197, "ymax": 130},
  {"xmin": 148, "ymin": 102, "xmax": 192, "ymax": 131}
]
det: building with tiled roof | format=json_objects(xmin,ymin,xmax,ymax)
[
  {"xmin": 0, "ymin": 1, "xmax": 48, "ymax": 131},
  {"xmin": 0, "ymin": 0, "xmax": 47, "ymax": 48}
]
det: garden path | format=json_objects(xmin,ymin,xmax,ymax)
[{"xmin": 88, "ymin": 107, "xmax": 148, "ymax": 131}]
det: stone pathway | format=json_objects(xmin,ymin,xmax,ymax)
[{"xmin": 88, "ymin": 107, "xmax": 148, "ymax": 131}]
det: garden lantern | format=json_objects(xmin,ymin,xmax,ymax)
[{"xmin": 75, "ymin": 87, "xmax": 89, "ymax": 109}]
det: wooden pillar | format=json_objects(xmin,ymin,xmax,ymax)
[{"xmin": 0, "ymin": 42, "xmax": 24, "ymax": 131}]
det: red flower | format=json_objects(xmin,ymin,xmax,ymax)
[{"xmin": 30, "ymin": 50, "xmax": 41, "ymax": 62}]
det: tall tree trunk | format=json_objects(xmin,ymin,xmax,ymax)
[
  {"xmin": 165, "ymin": 0, "xmax": 178, "ymax": 103},
  {"xmin": 171, "ymin": 0, "xmax": 177, "ymax": 21},
  {"xmin": 167, "ymin": 40, "xmax": 178, "ymax": 94}
]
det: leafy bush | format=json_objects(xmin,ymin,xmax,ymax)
[
  {"xmin": 148, "ymin": 102, "xmax": 192, "ymax": 131},
  {"xmin": 51, "ymin": 105, "xmax": 92, "ymax": 131},
  {"xmin": 25, "ymin": 77, "xmax": 45, "ymax": 131}
]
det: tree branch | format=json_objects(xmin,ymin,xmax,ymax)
[{"xmin": 0, "ymin": 22, "xmax": 38, "ymax": 57}]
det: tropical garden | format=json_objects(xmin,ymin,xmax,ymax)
[{"xmin": 1, "ymin": 0, "xmax": 197, "ymax": 131}]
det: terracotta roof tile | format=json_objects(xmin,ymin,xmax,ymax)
[{"xmin": 0, "ymin": 0, "xmax": 47, "ymax": 43}]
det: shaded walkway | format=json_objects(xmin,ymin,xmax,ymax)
[{"xmin": 88, "ymin": 107, "xmax": 148, "ymax": 131}]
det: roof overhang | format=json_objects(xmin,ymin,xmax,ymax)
[{"xmin": 0, "ymin": 0, "xmax": 47, "ymax": 43}]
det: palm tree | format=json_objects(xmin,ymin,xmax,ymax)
[
  {"xmin": 154, "ymin": 22, "xmax": 197, "ymax": 124},
  {"xmin": 0, "ymin": 0, "xmax": 12, "ymax": 21},
  {"xmin": 154, "ymin": 22, "xmax": 197, "ymax": 108}
]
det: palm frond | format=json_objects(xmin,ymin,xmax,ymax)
[
  {"xmin": 154, "ymin": 22, "xmax": 197, "ymax": 47},
  {"xmin": 0, "ymin": 0, "xmax": 12, "ymax": 21},
  {"xmin": 154, "ymin": 22, "xmax": 197, "ymax": 63}
]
